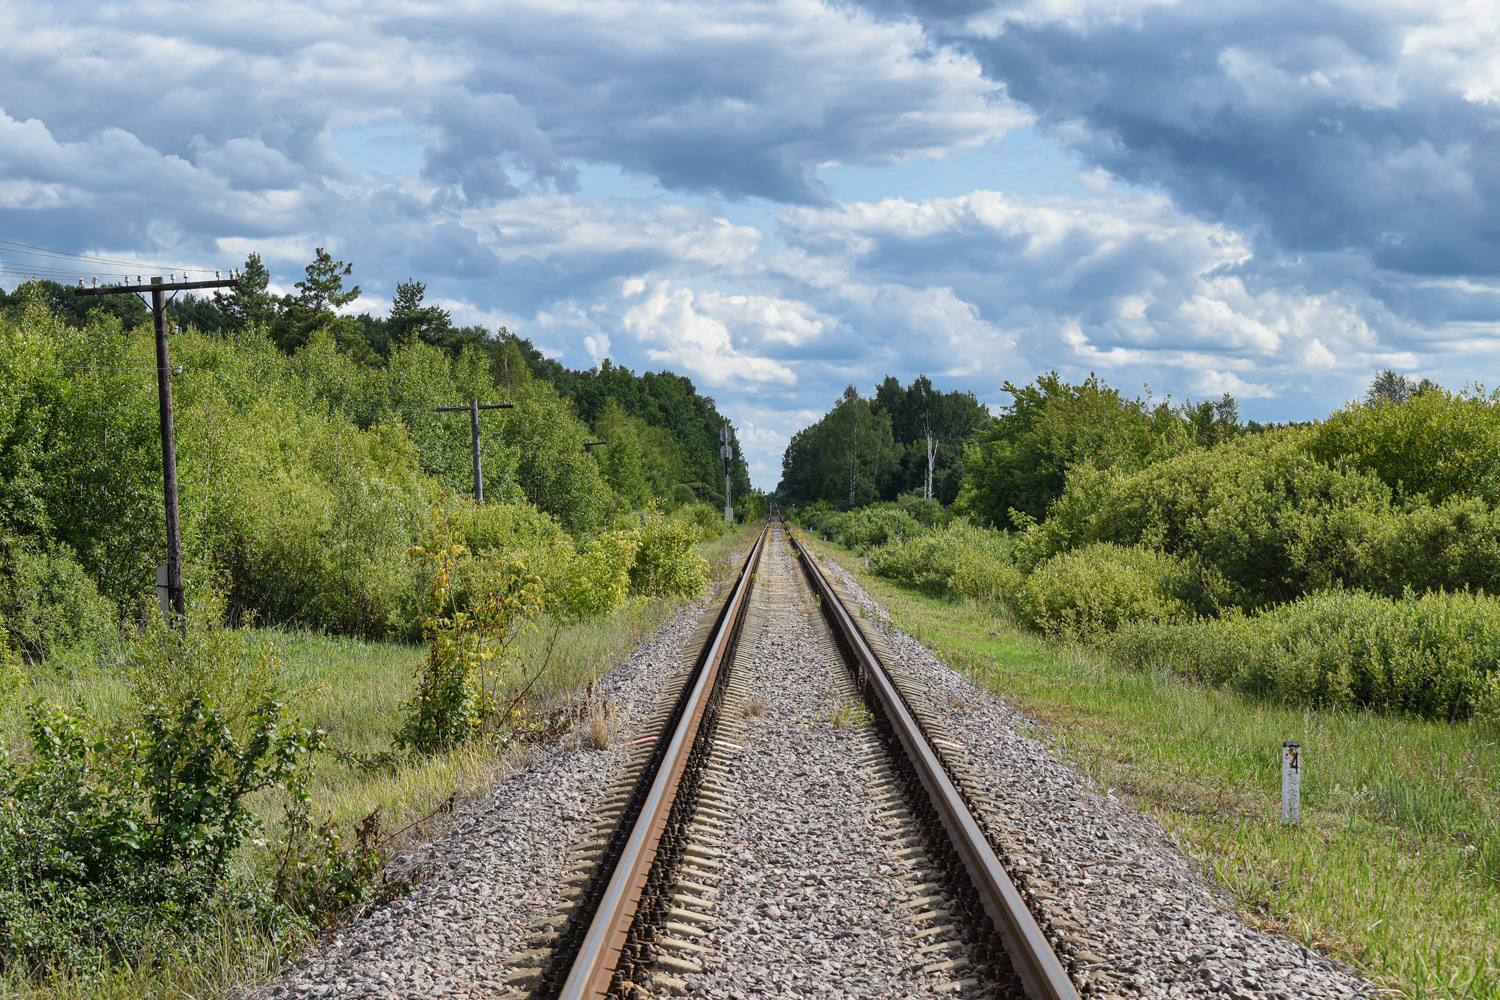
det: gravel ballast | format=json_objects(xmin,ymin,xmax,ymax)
[
  {"xmin": 680, "ymin": 530, "xmax": 962, "ymax": 999},
  {"xmin": 817, "ymin": 551, "xmax": 1380, "ymax": 1000},
  {"xmin": 247, "ymin": 602, "xmax": 708, "ymax": 1000},
  {"xmin": 249, "ymin": 532, "xmax": 1384, "ymax": 1000}
]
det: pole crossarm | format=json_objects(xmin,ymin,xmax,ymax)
[
  {"xmin": 76, "ymin": 278, "xmax": 239, "ymax": 296},
  {"xmin": 431, "ymin": 402, "xmax": 514, "ymax": 412},
  {"xmin": 428, "ymin": 399, "xmax": 515, "ymax": 503}
]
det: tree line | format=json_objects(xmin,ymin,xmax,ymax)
[
  {"xmin": 777, "ymin": 375, "xmax": 989, "ymax": 507},
  {"xmin": 0, "ymin": 250, "xmax": 751, "ymax": 513}
]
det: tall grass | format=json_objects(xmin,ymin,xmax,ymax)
[{"xmin": 815, "ymin": 538, "xmax": 1500, "ymax": 999}]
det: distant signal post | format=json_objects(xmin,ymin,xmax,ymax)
[
  {"xmin": 77, "ymin": 273, "xmax": 239, "ymax": 623},
  {"xmin": 721, "ymin": 424, "xmax": 734, "ymax": 524}
]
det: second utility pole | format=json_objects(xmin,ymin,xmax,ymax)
[{"xmin": 433, "ymin": 398, "xmax": 513, "ymax": 503}]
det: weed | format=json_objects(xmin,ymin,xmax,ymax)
[
  {"xmin": 827, "ymin": 702, "xmax": 873, "ymax": 728},
  {"xmin": 579, "ymin": 698, "xmax": 625, "ymax": 750}
]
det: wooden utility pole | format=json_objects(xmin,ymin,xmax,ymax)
[
  {"xmin": 431, "ymin": 398, "xmax": 514, "ymax": 503},
  {"xmin": 78, "ymin": 274, "xmax": 238, "ymax": 623}
]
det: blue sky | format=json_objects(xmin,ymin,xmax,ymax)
[{"xmin": 4, "ymin": 0, "xmax": 1500, "ymax": 488}]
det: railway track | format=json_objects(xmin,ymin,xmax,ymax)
[{"xmin": 503, "ymin": 518, "xmax": 1083, "ymax": 1000}]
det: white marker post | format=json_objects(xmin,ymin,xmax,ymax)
[
  {"xmin": 156, "ymin": 564, "xmax": 172, "ymax": 619},
  {"xmin": 1281, "ymin": 740, "xmax": 1301, "ymax": 825}
]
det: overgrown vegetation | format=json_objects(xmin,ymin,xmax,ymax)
[
  {"xmin": 0, "ymin": 269, "xmax": 755, "ymax": 997},
  {"xmin": 0, "ymin": 601, "xmax": 319, "ymax": 977},
  {"xmin": 784, "ymin": 369, "xmax": 1500, "ymax": 726},
  {"xmin": 780, "ymin": 366, "xmax": 1500, "ymax": 996}
]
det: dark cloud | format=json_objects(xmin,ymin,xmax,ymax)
[
  {"xmin": 7, "ymin": 0, "xmax": 1500, "ymax": 486},
  {"xmin": 924, "ymin": 2, "xmax": 1500, "ymax": 277}
]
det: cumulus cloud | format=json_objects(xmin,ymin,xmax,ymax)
[
  {"xmin": 905, "ymin": 0, "xmax": 1500, "ymax": 280},
  {"xmin": 621, "ymin": 280, "xmax": 796, "ymax": 385},
  {"xmin": 5, "ymin": 0, "xmax": 1500, "ymax": 486}
]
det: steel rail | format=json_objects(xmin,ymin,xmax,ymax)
[
  {"xmin": 788, "ymin": 526, "xmax": 1081, "ymax": 1000},
  {"xmin": 559, "ymin": 524, "xmax": 768, "ymax": 1000}
]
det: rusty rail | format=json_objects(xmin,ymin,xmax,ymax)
[
  {"xmin": 558, "ymin": 523, "xmax": 768, "ymax": 1000},
  {"xmin": 787, "ymin": 525, "xmax": 1081, "ymax": 1000}
]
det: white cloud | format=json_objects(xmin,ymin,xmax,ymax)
[
  {"xmin": 5, "ymin": 0, "xmax": 1500, "ymax": 487},
  {"xmin": 621, "ymin": 281, "xmax": 795, "ymax": 385}
]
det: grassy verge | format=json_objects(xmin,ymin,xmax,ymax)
[
  {"xmin": 0, "ymin": 527, "xmax": 757, "ymax": 1000},
  {"xmin": 808, "ymin": 539, "xmax": 1500, "ymax": 1000}
]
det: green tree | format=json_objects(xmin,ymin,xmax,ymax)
[
  {"xmin": 389, "ymin": 278, "xmax": 453, "ymax": 345},
  {"xmin": 955, "ymin": 372, "xmax": 1156, "ymax": 528},
  {"xmin": 280, "ymin": 249, "xmax": 366, "ymax": 358},
  {"xmin": 214, "ymin": 253, "xmax": 276, "ymax": 333},
  {"xmin": 778, "ymin": 386, "xmax": 898, "ymax": 508}
]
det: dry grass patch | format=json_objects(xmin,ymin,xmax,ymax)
[{"xmin": 578, "ymin": 698, "xmax": 626, "ymax": 750}]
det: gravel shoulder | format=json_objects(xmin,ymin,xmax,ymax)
[
  {"xmin": 818, "ymin": 550, "xmax": 1383, "ymax": 1000},
  {"xmin": 244, "ymin": 601, "xmax": 708, "ymax": 1000}
]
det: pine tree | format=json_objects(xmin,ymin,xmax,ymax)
[{"xmin": 215, "ymin": 252, "xmax": 275, "ymax": 332}]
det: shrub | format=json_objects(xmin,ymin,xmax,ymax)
[
  {"xmin": 838, "ymin": 505, "xmax": 922, "ymax": 551},
  {"xmin": 220, "ymin": 403, "xmax": 433, "ymax": 639},
  {"xmin": 800, "ymin": 507, "xmax": 850, "ymax": 542},
  {"xmin": 397, "ymin": 505, "xmax": 543, "ymax": 753},
  {"xmin": 1014, "ymin": 543, "xmax": 1195, "ymax": 639},
  {"xmin": 870, "ymin": 520, "xmax": 1021, "ymax": 603},
  {"xmin": 798, "ymin": 502, "xmax": 924, "ymax": 550},
  {"xmin": 557, "ymin": 530, "xmax": 640, "ymax": 620},
  {"xmin": 452, "ymin": 497, "xmax": 575, "ymax": 599},
  {"xmin": 0, "ymin": 543, "xmax": 117, "ymax": 663},
  {"xmin": 1355, "ymin": 497, "xmax": 1500, "ymax": 599},
  {"xmin": 1019, "ymin": 432, "xmax": 1395, "ymax": 610},
  {"xmin": 1110, "ymin": 588, "xmax": 1500, "ymax": 721},
  {"xmin": 1306, "ymin": 387, "xmax": 1500, "ymax": 506},
  {"xmin": 0, "ymin": 607, "xmax": 320, "ymax": 974},
  {"xmin": 893, "ymin": 493, "xmax": 950, "ymax": 529},
  {"xmin": 674, "ymin": 501, "xmax": 731, "ymax": 541},
  {"xmin": 628, "ymin": 509, "xmax": 708, "ymax": 598}
]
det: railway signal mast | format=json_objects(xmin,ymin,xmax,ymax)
[
  {"xmin": 77, "ymin": 273, "xmax": 239, "ymax": 623},
  {"xmin": 720, "ymin": 424, "xmax": 734, "ymax": 524}
]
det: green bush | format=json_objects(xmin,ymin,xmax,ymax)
[
  {"xmin": 452, "ymin": 497, "xmax": 575, "ymax": 600},
  {"xmin": 799, "ymin": 506, "xmax": 850, "ymax": 541},
  {"xmin": 674, "ymin": 501, "xmax": 731, "ymax": 541},
  {"xmin": 0, "ymin": 606, "xmax": 320, "ymax": 974},
  {"xmin": 870, "ymin": 520, "xmax": 1021, "ymax": 603},
  {"xmin": 1019, "ymin": 432, "xmax": 1395, "ymax": 610},
  {"xmin": 219, "ymin": 404, "xmax": 433, "ymax": 639},
  {"xmin": 1356, "ymin": 496, "xmax": 1500, "ymax": 599},
  {"xmin": 798, "ymin": 502, "xmax": 924, "ymax": 550},
  {"xmin": 557, "ymin": 530, "xmax": 641, "ymax": 620},
  {"xmin": 1110, "ymin": 587, "xmax": 1500, "ymax": 722},
  {"xmin": 398, "ymin": 507, "xmax": 543, "ymax": 753},
  {"xmin": 839, "ymin": 505, "xmax": 922, "ymax": 550},
  {"xmin": 0, "ymin": 543, "xmax": 117, "ymax": 663},
  {"xmin": 892, "ymin": 493, "xmax": 950, "ymax": 529},
  {"xmin": 628, "ymin": 509, "xmax": 708, "ymax": 598},
  {"xmin": 1306, "ymin": 387, "xmax": 1500, "ymax": 506},
  {"xmin": 1014, "ymin": 543, "xmax": 1196, "ymax": 639}
]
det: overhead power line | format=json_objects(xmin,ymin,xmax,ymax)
[{"xmin": 0, "ymin": 238, "xmax": 206, "ymax": 274}]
